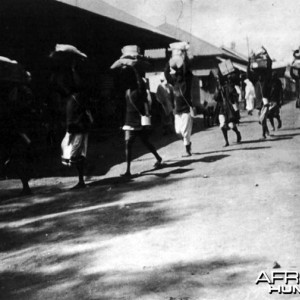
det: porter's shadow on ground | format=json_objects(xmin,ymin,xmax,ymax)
[
  {"xmin": 278, "ymin": 127, "xmax": 300, "ymax": 131},
  {"xmin": 238, "ymin": 133, "xmax": 299, "ymax": 144},
  {"xmin": 136, "ymin": 154, "xmax": 230, "ymax": 175},
  {"xmin": 239, "ymin": 119, "xmax": 258, "ymax": 124},
  {"xmin": 192, "ymin": 145, "xmax": 271, "ymax": 156}
]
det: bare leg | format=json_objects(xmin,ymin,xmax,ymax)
[
  {"xmin": 183, "ymin": 142, "xmax": 192, "ymax": 157},
  {"xmin": 262, "ymin": 123, "xmax": 269, "ymax": 138},
  {"xmin": 121, "ymin": 140, "xmax": 133, "ymax": 176},
  {"xmin": 221, "ymin": 127, "xmax": 229, "ymax": 147},
  {"xmin": 232, "ymin": 126, "xmax": 242, "ymax": 143},
  {"xmin": 71, "ymin": 157, "xmax": 86, "ymax": 189},
  {"xmin": 276, "ymin": 114, "xmax": 282, "ymax": 129},
  {"xmin": 76, "ymin": 160, "xmax": 85, "ymax": 186},
  {"xmin": 140, "ymin": 131, "xmax": 162, "ymax": 167},
  {"xmin": 268, "ymin": 116, "xmax": 275, "ymax": 131},
  {"xmin": 16, "ymin": 161, "xmax": 32, "ymax": 195}
]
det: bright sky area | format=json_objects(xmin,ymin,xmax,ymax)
[{"xmin": 102, "ymin": 0, "xmax": 300, "ymax": 65}]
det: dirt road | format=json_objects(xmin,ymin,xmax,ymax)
[{"xmin": 1, "ymin": 100, "xmax": 300, "ymax": 300}]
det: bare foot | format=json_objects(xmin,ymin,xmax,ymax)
[
  {"xmin": 153, "ymin": 159, "xmax": 163, "ymax": 169},
  {"xmin": 120, "ymin": 172, "xmax": 132, "ymax": 178},
  {"xmin": 70, "ymin": 182, "xmax": 86, "ymax": 190},
  {"xmin": 20, "ymin": 188, "xmax": 32, "ymax": 196}
]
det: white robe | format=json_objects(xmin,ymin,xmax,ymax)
[{"xmin": 245, "ymin": 80, "xmax": 255, "ymax": 111}]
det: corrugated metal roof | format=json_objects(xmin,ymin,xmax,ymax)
[
  {"xmin": 221, "ymin": 47, "xmax": 248, "ymax": 62},
  {"xmin": 56, "ymin": 0, "xmax": 174, "ymax": 38},
  {"xmin": 157, "ymin": 23, "xmax": 223, "ymax": 57}
]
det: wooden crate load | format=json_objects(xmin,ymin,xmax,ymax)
[{"xmin": 218, "ymin": 59, "xmax": 235, "ymax": 76}]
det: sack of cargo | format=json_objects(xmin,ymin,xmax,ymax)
[{"xmin": 250, "ymin": 54, "xmax": 268, "ymax": 69}]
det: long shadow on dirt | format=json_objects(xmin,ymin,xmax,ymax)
[
  {"xmin": 272, "ymin": 132, "xmax": 300, "ymax": 138},
  {"xmin": 193, "ymin": 146, "xmax": 271, "ymax": 156},
  {"xmin": 278, "ymin": 127, "xmax": 300, "ymax": 131},
  {"xmin": 233, "ymin": 136, "xmax": 293, "ymax": 144},
  {"xmin": 239, "ymin": 120, "xmax": 258, "ymax": 124}
]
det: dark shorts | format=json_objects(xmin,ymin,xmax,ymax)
[
  {"xmin": 124, "ymin": 129, "xmax": 150, "ymax": 142},
  {"xmin": 268, "ymin": 102, "xmax": 280, "ymax": 117}
]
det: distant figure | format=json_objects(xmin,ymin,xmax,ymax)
[
  {"xmin": 248, "ymin": 46, "xmax": 273, "ymax": 139},
  {"xmin": 155, "ymin": 73, "xmax": 174, "ymax": 135},
  {"xmin": 164, "ymin": 41, "xmax": 194, "ymax": 157},
  {"xmin": 268, "ymin": 72, "xmax": 283, "ymax": 130},
  {"xmin": 290, "ymin": 47, "xmax": 300, "ymax": 108},
  {"xmin": 214, "ymin": 74, "xmax": 242, "ymax": 147},
  {"xmin": 244, "ymin": 78, "xmax": 255, "ymax": 115},
  {"xmin": 201, "ymin": 76, "xmax": 218, "ymax": 127},
  {"xmin": 111, "ymin": 45, "xmax": 162, "ymax": 177}
]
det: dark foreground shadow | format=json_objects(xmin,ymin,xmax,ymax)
[
  {"xmin": 0, "ymin": 254, "xmax": 265, "ymax": 300},
  {"xmin": 0, "ymin": 197, "xmax": 180, "ymax": 253}
]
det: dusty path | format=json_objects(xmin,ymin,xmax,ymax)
[{"xmin": 1, "ymin": 100, "xmax": 300, "ymax": 300}]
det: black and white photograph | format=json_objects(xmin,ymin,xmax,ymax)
[{"xmin": 1, "ymin": 0, "xmax": 300, "ymax": 299}]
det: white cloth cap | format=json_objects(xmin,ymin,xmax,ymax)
[
  {"xmin": 55, "ymin": 44, "xmax": 87, "ymax": 58},
  {"xmin": 168, "ymin": 41, "xmax": 190, "ymax": 51},
  {"xmin": 121, "ymin": 45, "xmax": 141, "ymax": 58}
]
